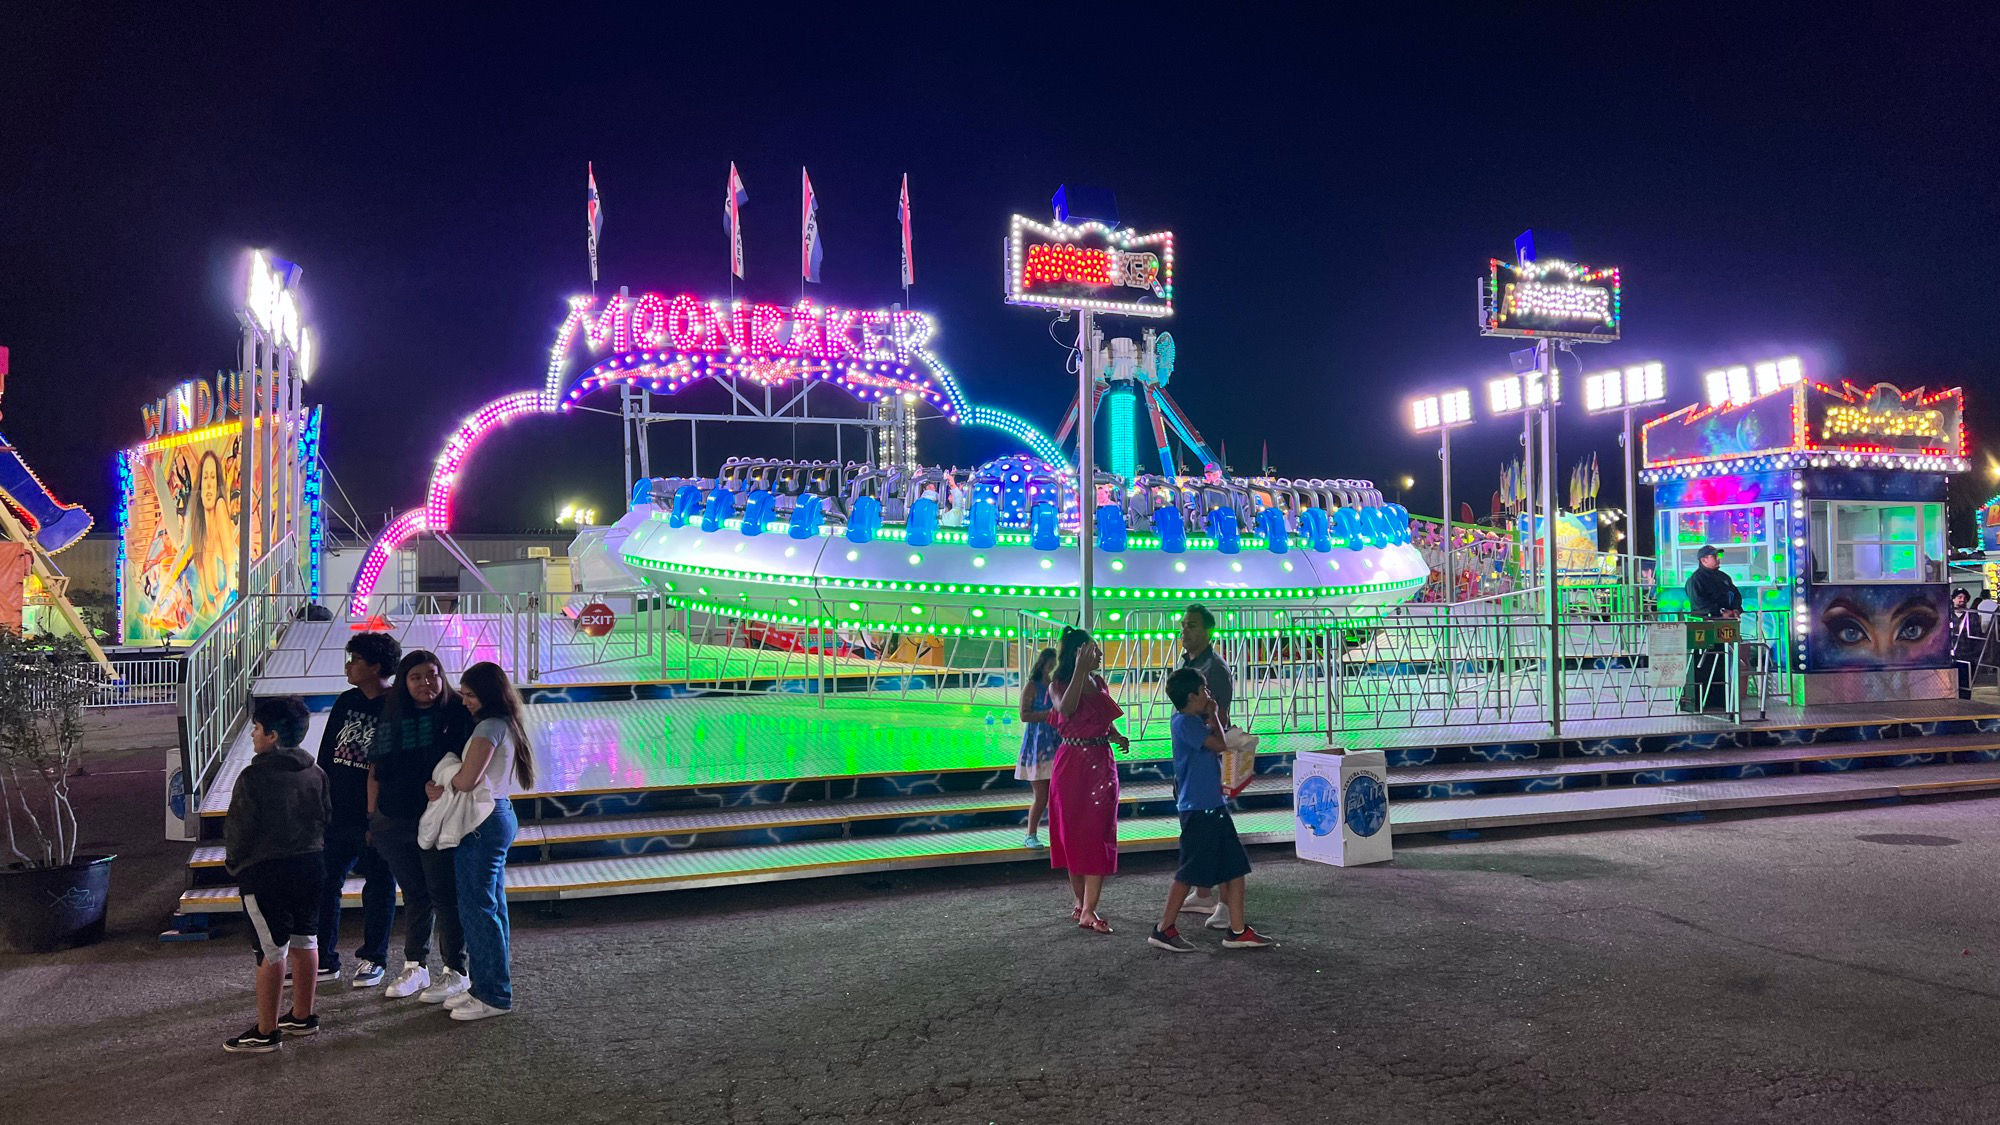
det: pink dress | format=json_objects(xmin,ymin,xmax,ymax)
[{"xmin": 1048, "ymin": 675, "xmax": 1124, "ymax": 876}]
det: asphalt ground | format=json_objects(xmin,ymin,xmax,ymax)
[{"xmin": 5, "ymin": 723, "xmax": 2000, "ymax": 1124}]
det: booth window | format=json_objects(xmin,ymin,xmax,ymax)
[
  {"xmin": 1809, "ymin": 501, "xmax": 1945, "ymax": 583},
  {"xmin": 1657, "ymin": 502, "xmax": 1779, "ymax": 583}
]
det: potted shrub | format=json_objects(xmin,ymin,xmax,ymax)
[{"xmin": 0, "ymin": 633, "xmax": 114, "ymax": 952}]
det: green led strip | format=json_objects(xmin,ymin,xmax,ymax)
[
  {"xmin": 653, "ymin": 513, "xmax": 1398, "ymax": 553},
  {"xmin": 664, "ymin": 593, "xmax": 1381, "ymax": 640},
  {"xmin": 623, "ymin": 550, "xmax": 1422, "ymax": 603}
]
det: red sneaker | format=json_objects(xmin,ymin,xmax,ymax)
[{"xmin": 1222, "ymin": 926, "xmax": 1275, "ymax": 949}]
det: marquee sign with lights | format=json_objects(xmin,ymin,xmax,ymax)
[
  {"xmin": 1003, "ymin": 215, "xmax": 1174, "ymax": 318},
  {"xmin": 1481, "ymin": 258, "xmax": 1621, "ymax": 341},
  {"xmin": 1642, "ymin": 380, "xmax": 1967, "ymax": 477},
  {"xmin": 141, "ymin": 372, "xmax": 243, "ymax": 440}
]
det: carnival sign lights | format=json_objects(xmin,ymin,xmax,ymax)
[
  {"xmin": 351, "ymin": 286, "xmax": 1070, "ymax": 613},
  {"xmin": 1004, "ymin": 215, "xmax": 1174, "ymax": 318},
  {"xmin": 244, "ymin": 250, "xmax": 314, "ymax": 377},
  {"xmin": 1482, "ymin": 258, "xmax": 1621, "ymax": 341}
]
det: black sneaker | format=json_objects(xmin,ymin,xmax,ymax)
[
  {"xmin": 276, "ymin": 1011, "xmax": 319, "ymax": 1037},
  {"xmin": 315, "ymin": 965, "xmax": 341, "ymax": 983},
  {"xmin": 223, "ymin": 1026, "xmax": 283, "ymax": 1054},
  {"xmin": 1147, "ymin": 926, "xmax": 1197, "ymax": 953}
]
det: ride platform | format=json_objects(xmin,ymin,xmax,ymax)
[{"xmin": 177, "ymin": 690, "xmax": 2000, "ymax": 917}]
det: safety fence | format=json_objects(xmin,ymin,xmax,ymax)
[{"xmin": 179, "ymin": 537, "xmax": 305, "ymax": 826}]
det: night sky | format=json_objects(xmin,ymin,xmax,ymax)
[{"xmin": 5, "ymin": 7, "xmax": 1997, "ymax": 544}]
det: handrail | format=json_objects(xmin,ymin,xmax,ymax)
[{"xmin": 175, "ymin": 535, "xmax": 304, "ymax": 836}]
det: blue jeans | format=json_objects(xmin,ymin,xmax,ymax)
[
  {"xmin": 455, "ymin": 799, "xmax": 516, "ymax": 1008},
  {"xmin": 317, "ymin": 823, "xmax": 394, "ymax": 970}
]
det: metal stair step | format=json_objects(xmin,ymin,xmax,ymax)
[{"xmin": 1390, "ymin": 733, "xmax": 2000, "ymax": 786}]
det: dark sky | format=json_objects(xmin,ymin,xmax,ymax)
[{"xmin": 5, "ymin": 5, "xmax": 1998, "ymax": 541}]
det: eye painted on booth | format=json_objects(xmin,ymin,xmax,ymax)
[
  {"xmin": 1821, "ymin": 602, "xmax": 1870, "ymax": 648},
  {"xmin": 1890, "ymin": 599, "xmax": 1940, "ymax": 646}
]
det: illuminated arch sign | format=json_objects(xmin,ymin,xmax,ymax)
[
  {"xmin": 1481, "ymin": 258, "xmax": 1621, "ymax": 341},
  {"xmin": 549, "ymin": 294, "xmax": 954, "ymax": 415},
  {"xmin": 349, "ymin": 288, "xmax": 1068, "ymax": 612},
  {"xmin": 1004, "ymin": 215, "xmax": 1174, "ymax": 318}
]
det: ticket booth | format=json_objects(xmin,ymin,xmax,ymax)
[{"xmin": 1643, "ymin": 375, "xmax": 1965, "ymax": 705}]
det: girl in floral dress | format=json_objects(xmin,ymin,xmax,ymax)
[{"xmin": 1048, "ymin": 627, "xmax": 1130, "ymax": 934}]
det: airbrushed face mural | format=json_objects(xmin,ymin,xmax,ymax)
[{"xmin": 1806, "ymin": 583, "xmax": 1949, "ymax": 671}]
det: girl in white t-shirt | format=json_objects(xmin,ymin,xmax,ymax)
[{"xmin": 439, "ymin": 661, "xmax": 535, "ymax": 1021}]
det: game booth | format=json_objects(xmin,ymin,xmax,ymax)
[{"xmin": 1643, "ymin": 364, "xmax": 1966, "ymax": 705}]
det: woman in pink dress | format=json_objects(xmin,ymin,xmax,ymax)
[{"xmin": 1049, "ymin": 627, "xmax": 1130, "ymax": 934}]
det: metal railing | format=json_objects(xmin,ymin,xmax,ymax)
[{"xmin": 179, "ymin": 537, "xmax": 305, "ymax": 826}]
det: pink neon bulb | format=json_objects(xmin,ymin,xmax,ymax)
[
  {"xmin": 425, "ymin": 391, "xmax": 549, "ymax": 526},
  {"xmin": 348, "ymin": 507, "xmax": 429, "ymax": 614}
]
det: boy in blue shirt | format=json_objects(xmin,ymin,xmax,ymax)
[{"xmin": 1149, "ymin": 668, "xmax": 1274, "ymax": 952}]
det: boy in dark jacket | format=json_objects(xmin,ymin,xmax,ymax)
[{"xmin": 223, "ymin": 696, "xmax": 330, "ymax": 1054}]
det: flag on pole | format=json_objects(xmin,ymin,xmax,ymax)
[
  {"xmin": 897, "ymin": 173, "xmax": 914, "ymax": 289},
  {"xmin": 586, "ymin": 162, "xmax": 604, "ymax": 284},
  {"xmin": 724, "ymin": 162, "xmax": 748, "ymax": 279},
  {"xmin": 801, "ymin": 167, "xmax": 823, "ymax": 284}
]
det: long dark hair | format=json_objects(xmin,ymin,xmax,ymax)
[
  {"xmin": 1028, "ymin": 646, "xmax": 1058, "ymax": 686},
  {"xmin": 1054, "ymin": 626, "xmax": 1091, "ymax": 685},
  {"xmin": 385, "ymin": 649, "xmax": 452, "ymax": 714},
  {"xmin": 458, "ymin": 660, "xmax": 535, "ymax": 790}
]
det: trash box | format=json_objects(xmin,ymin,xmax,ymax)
[{"xmin": 1293, "ymin": 749, "xmax": 1391, "ymax": 867}]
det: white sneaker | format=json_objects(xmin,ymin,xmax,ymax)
[
  {"xmin": 449, "ymin": 997, "xmax": 513, "ymax": 1022},
  {"xmin": 1181, "ymin": 894, "xmax": 1219, "ymax": 914},
  {"xmin": 419, "ymin": 969, "xmax": 470, "ymax": 1004},
  {"xmin": 384, "ymin": 962, "xmax": 430, "ymax": 999},
  {"xmin": 1206, "ymin": 903, "xmax": 1232, "ymax": 931},
  {"xmin": 1023, "ymin": 833, "xmax": 1044, "ymax": 848},
  {"xmin": 443, "ymin": 989, "xmax": 480, "ymax": 1010}
]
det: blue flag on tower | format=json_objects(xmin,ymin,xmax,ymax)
[
  {"xmin": 724, "ymin": 162, "xmax": 747, "ymax": 280},
  {"xmin": 801, "ymin": 167, "xmax": 823, "ymax": 284},
  {"xmin": 586, "ymin": 162, "xmax": 603, "ymax": 284}
]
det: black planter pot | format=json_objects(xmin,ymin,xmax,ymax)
[{"xmin": 0, "ymin": 854, "xmax": 115, "ymax": 953}]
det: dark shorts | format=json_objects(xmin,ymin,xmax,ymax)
[
  {"xmin": 240, "ymin": 852, "xmax": 325, "ymax": 963},
  {"xmin": 1175, "ymin": 807, "xmax": 1251, "ymax": 888}
]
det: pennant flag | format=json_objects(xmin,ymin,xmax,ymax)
[
  {"xmin": 586, "ymin": 162, "xmax": 604, "ymax": 283},
  {"xmin": 897, "ymin": 173, "xmax": 914, "ymax": 288},
  {"xmin": 724, "ymin": 162, "xmax": 748, "ymax": 279},
  {"xmin": 801, "ymin": 167, "xmax": 824, "ymax": 284}
]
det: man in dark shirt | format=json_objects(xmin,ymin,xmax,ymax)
[
  {"xmin": 1684, "ymin": 545, "xmax": 1743, "ymax": 620},
  {"xmin": 314, "ymin": 631, "xmax": 401, "ymax": 986},
  {"xmin": 1680, "ymin": 546, "xmax": 1741, "ymax": 712}
]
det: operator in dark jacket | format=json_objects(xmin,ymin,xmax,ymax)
[
  {"xmin": 1684, "ymin": 546, "xmax": 1742, "ymax": 619},
  {"xmin": 1679, "ymin": 546, "xmax": 1742, "ymax": 712}
]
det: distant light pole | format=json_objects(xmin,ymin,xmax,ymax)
[
  {"xmin": 1583, "ymin": 362, "xmax": 1666, "ymax": 584},
  {"xmin": 1409, "ymin": 388, "xmax": 1473, "ymax": 600}
]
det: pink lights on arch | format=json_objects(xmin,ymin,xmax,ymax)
[
  {"xmin": 426, "ymin": 390, "xmax": 552, "ymax": 526},
  {"xmin": 543, "ymin": 292, "xmax": 935, "ymax": 399}
]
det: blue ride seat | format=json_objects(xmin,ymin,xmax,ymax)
[
  {"xmin": 1029, "ymin": 502, "xmax": 1060, "ymax": 551},
  {"xmin": 1151, "ymin": 506, "xmax": 1187, "ymax": 554},
  {"xmin": 907, "ymin": 497, "xmax": 940, "ymax": 547},
  {"xmin": 1095, "ymin": 504, "xmax": 1126, "ymax": 553},
  {"xmin": 741, "ymin": 490, "xmax": 776, "ymax": 536},
  {"xmin": 700, "ymin": 488, "xmax": 736, "ymax": 532},
  {"xmin": 968, "ymin": 498, "xmax": 1000, "ymax": 549},
  {"xmin": 847, "ymin": 496, "xmax": 883, "ymax": 543},
  {"xmin": 1205, "ymin": 507, "xmax": 1241, "ymax": 555},
  {"xmin": 788, "ymin": 495, "xmax": 824, "ymax": 539},
  {"xmin": 1255, "ymin": 507, "xmax": 1289, "ymax": 554},
  {"xmin": 1299, "ymin": 506, "xmax": 1333, "ymax": 553},
  {"xmin": 670, "ymin": 484, "xmax": 703, "ymax": 528}
]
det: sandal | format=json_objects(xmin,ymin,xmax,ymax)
[
  {"xmin": 1070, "ymin": 904, "xmax": 1084, "ymax": 922},
  {"xmin": 1079, "ymin": 915, "xmax": 1113, "ymax": 934}
]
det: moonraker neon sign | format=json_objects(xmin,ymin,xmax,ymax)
[{"xmin": 350, "ymin": 289, "xmax": 1069, "ymax": 611}]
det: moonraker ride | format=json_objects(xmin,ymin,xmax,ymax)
[{"xmin": 581, "ymin": 457, "xmax": 1431, "ymax": 642}]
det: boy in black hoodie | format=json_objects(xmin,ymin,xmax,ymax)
[{"xmin": 223, "ymin": 696, "xmax": 330, "ymax": 1054}]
